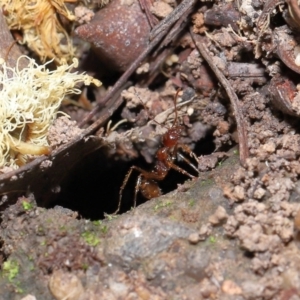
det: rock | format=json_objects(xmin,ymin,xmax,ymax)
[
  {"xmin": 75, "ymin": 0, "xmax": 150, "ymax": 72},
  {"xmin": 49, "ymin": 270, "xmax": 84, "ymax": 300}
]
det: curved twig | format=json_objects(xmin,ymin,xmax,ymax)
[{"xmin": 190, "ymin": 30, "xmax": 249, "ymax": 166}]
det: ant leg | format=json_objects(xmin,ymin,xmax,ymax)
[
  {"xmin": 176, "ymin": 143, "xmax": 200, "ymax": 174},
  {"xmin": 177, "ymin": 152, "xmax": 200, "ymax": 175},
  {"xmin": 134, "ymin": 174, "xmax": 142, "ymax": 208},
  {"xmin": 114, "ymin": 166, "xmax": 147, "ymax": 214},
  {"xmin": 166, "ymin": 160, "xmax": 196, "ymax": 179},
  {"xmin": 177, "ymin": 143, "xmax": 199, "ymax": 162},
  {"xmin": 114, "ymin": 167, "xmax": 134, "ymax": 214}
]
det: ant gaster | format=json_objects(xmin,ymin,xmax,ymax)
[{"xmin": 114, "ymin": 89, "xmax": 199, "ymax": 214}]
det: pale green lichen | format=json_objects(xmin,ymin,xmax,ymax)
[{"xmin": 0, "ymin": 55, "xmax": 101, "ymax": 168}]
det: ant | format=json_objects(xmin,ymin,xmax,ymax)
[{"xmin": 114, "ymin": 89, "xmax": 199, "ymax": 214}]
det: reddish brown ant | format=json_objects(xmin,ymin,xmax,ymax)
[{"xmin": 114, "ymin": 89, "xmax": 199, "ymax": 214}]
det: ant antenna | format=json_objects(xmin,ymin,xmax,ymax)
[
  {"xmin": 131, "ymin": 87, "xmax": 184, "ymax": 128},
  {"xmin": 133, "ymin": 87, "xmax": 147, "ymax": 108},
  {"xmin": 173, "ymin": 89, "xmax": 181, "ymax": 127}
]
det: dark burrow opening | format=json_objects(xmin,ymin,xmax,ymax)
[{"xmin": 51, "ymin": 132, "xmax": 216, "ymax": 220}]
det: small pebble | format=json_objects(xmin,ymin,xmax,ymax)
[
  {"xmin": 49, "ymin": 270, "xmax": 84, "ymax": 300},
  {"xmin": 20, "ymin": 295, "xmax": 37, "ymax": 300},
  {"xmin": 151, "ymin": 2, "xmax": 173, "ymax": 19},
  {"xmin": 222, "ymin": 280, "xmax": 242, "ymax": 295},
  {"xmin": 199, "ymin": 224, "xmax": 212, "ymax": 240},
  {"xmin": 262, "ymin": 141, "xmax": 276, "ymax": 153},
  {"xmin": 233, "ymin": 186, "xmax": 245, "ymax": 201},
  {"xmin": 208, "ymin": 206, "xmax": 228, "ymax": 225},
  {"xmin": 188, "ymin": 232, "xmax": 200, "ymax": 244},
  {"xmin": 253, "ymin": 187, "xmax": 266, "ymax": 200}
]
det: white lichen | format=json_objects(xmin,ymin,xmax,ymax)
[{"xmin": 0, "ymin": 55, "xmax": 101, "ymax": 168}]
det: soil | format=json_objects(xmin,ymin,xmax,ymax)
[{"xmin": 1, "ymin": 0, "xmax": 300, "ymax": 299}]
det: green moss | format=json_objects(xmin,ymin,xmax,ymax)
[
  {"xmin": 101, "ymin": 225, "xmax": 108, "ymax": 234},
  {"xmin": 168, "ymin": 215, "xmax": 178, "ymax": 221},
  {"xmin": 154, "ymin": 200, "xmax": 172, "ymax": 211},
  {"xmin": 37, "ymin": 226, "xmax": 44, "ymax": 234},
  {"xmin": 81, "ymin": 232, "xmax": 100, "ymax": 246},
  {"xmin": 104, "ymin": 213, "xmax": 118, "ymax": 221},
  {"xmin": 90, "ymin": 220, "xmax": 108, "ymax": 234},
  {"xmin": 14, "ymin": 284, "xmax": 24, "ymax": 294},
  {"xmin": 200, "ymin": 179, "xmax": 214, "ymax": 187},
  {"xmin": 2, "ymin": 260, "xmax": 19, "ymax": 282},
  {"xmin": 22, "ymin": 200, "xmax": 34, "ymax": 211},
  {"xmin": 92, "ymin": 220, "xmax": 102, "ymax": 226},
  {"xmin": 188, "ymin": 199, "xmax": 196, "ymax": 207},
  {"xmin": 209, "ymin": 236, "xmax": 217, "ymax": 244}
]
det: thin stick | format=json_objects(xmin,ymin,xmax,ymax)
[
  {"xmin": 149, "ymin": 0, "xmax": 197, "ymax": 40},
  {"xmin": 190, "ymin": 30, "xmax": 249, "ymax": 166},
  {"xmin": 138, "ymin": 0, "xmax": 159, "ymax": 28},
  {"xmin": 152, "ymin": 1, "xmax": 196, "ymax": 56}
]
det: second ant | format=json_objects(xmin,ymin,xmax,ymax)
[{"xmin": 114, "ymin": 89, "xmax": 199, "ymax": 214}]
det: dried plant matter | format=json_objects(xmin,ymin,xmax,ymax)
[
  {"xmin": 1, "ymin": 0, "xmax": 76, "ymax": 63},
  {"xmin": 0, "ymin": 55, "xmax": 100, "ymax": 169}
]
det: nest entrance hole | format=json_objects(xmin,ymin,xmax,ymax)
[{"xmin": 50, "ymin": 130, "xmax": 216, "ymax": 220}]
